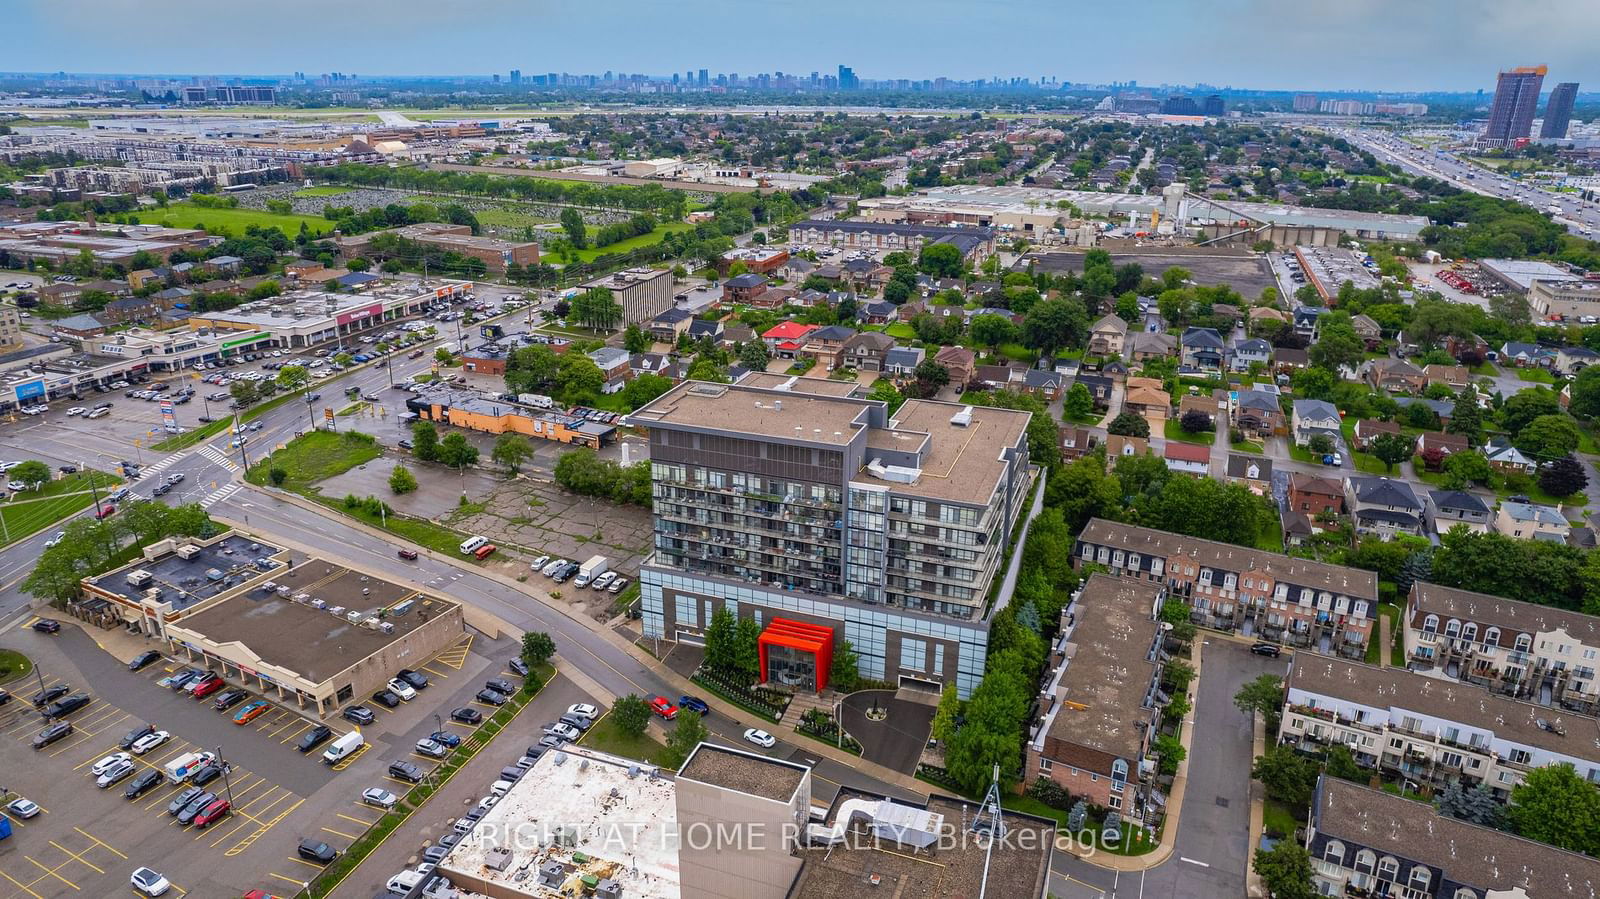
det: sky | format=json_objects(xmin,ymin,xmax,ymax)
[{"xmin": 8, "ymin": 0, "xmax": 1600, "ymax": 92}]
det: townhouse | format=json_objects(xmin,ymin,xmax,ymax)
[
  {"xmin": 1074, "ymin": 519, "xmax": 1377, "ymax": 655},
  {"xmin": 1281, "ymin": 657, "xmax": 1600, "ymax": 800},
  {"xmin": 1407, "ymin": 581, "xmax": 1600, "ymax": 715},
  {"xmin": 1345, "ymin": 476, "xmax": 1426, "ymax": 540}
]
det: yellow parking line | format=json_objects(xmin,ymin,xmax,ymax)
[
  {"xmin": 472, "ymin": 701, "xmax": 500, "ymax": 709},
  {"xmin": 287, "ymin": 857, "xmax": 327, "ymax": 870},
  {"xmin": 419, "ymin": 665, "xmax": 452, "ymax": 678},
  {"xmin": 0, "ymin": 868, "xmax": 43, "ymax": 898},
  {"xmin": 383, "ymin": 776, "xmax": 416, "ymax": 787},
  {"xmin": 235, "ymin": 785, "xmax": 279, "ymax": 812},
  {"xmin": 249, "ymin": 790, "xmax": 297, "ymax": 820},
  {"xmin": 23, "ymin": 856, "xmax": 77, "ymax": 890},
  {"xmin": 269, "ymin": 871, "xmax": 308, "ymax": 884},
  {"xmin": 335, "ymin": 812, "xmax": 375, "ymax": 827},
  {"xmin": 73, "ymin": 747, "xmax": 119, "ymax": 771},
  {"xmin": 279, "ymin": 723, "xmax": 312, "ymax": 744},
  {"xmin": 74, "ymin": 826, "xmax": 128, "ymax": 859},
  {"xmin": 208, "ymin": 818, "xmax": 248, "ymax": 848},
  {"xmin": 48, "ymin": 734, "xmax": 93, "ymax": 758},
  {"xmin": 47, "ymin": 841, "xmax": 105, "ymax": 874},
  {"xmin": 331, "ymin": 743, "xmax": 369, "ymax": 770},
  {"xmin": 227, "ymin": 775, "xmax": 266, "ymax": 801},
  {"xmin": 410, "ymin": 752, "xmax": 441, "ymax": 763},
  {"xmin": 320, "ymin": 826, "xmax": 358, "ymax": 840}
]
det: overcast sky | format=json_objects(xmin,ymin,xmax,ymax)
[{"xmin": 9, "ymin": 0, "xmax": 1598, "ymax": 92}]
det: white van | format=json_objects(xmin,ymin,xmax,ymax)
[
  {"xmin": 322, "ymin": 731, "xmax": 365, "ymax": 765},
  {"xmin": 459, "ymin": 535, "xmax": 488, "ymax": 555}
]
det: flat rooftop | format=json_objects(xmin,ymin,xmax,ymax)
[
  {"xmin": 678, "ymin": 744, "xmax": 808, "ymax": 802},
  {"xmin": 90, "ymin": 533, "xmax": 285, "ymax": 612},
  {"xmin": 736, "ymin": 371, "xmax": 863, "ymax": 397},
  {"xmin": 626, "ymin": 380, "xmax": 871, "ymax": 446},
  {"xmin": 1481, "ymin": 258, "xmax": 1574, "ymax": 291},
  {"xmin": 1296, "ymin": 245, "xmax": 1380, "ymax": 294},
  {"xmin": 171, "ymin": 551, "xmax": 445, "ymax": 683},
  {"xmin": 1039, "ymin": 575, "xmax": 1162, "ymax": 760},
  {"xmin": 441, "ymin": 745, "xmax": 680, "ymax": 899},
  {"xmin": 854, "ymin": 399, "xmax": 1029, "ymax": 505},
  {"xmin": 790, "ymin": 789, "xmax": 1054, "ymax": 899}
]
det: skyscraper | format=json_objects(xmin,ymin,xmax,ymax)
[
  {"xmin": 1541, "ymin": 81, "xmax": 1580, "ymax": 139},
  {"xmin": 1202, "ymin": 94, "xmax": 1225, "ymax": 116},
  {"xmin": 1484, "ymin": 65, "xmax": 1546, "ymax": 146},
  {"xmin": 838, "ymin": 65, "xmax": 858, "ymax": 90}
]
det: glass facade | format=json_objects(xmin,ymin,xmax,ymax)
[{"xmin": 766, "ymin": 643, "xmax": 818, "ymax": 691}]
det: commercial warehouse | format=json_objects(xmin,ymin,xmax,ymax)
[{"xmin": 188, "ymin": 279, "xmax": 473, "ymax": 347}]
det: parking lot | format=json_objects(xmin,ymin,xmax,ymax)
[{"xmin": 0, "ymin": 618, "xmax": 525, "ymax": 897}]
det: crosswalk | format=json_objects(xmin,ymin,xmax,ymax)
[
  {"xmin": 198, "ymin": 444, "xmax": 241, "ymax": 472},
  {"xmin": 201, "ymin": 482, "xmax": 244, "ymax": 508},
  {"xmin": 140, "ymin": 451, "xmax": 186, "ymax": 476}
]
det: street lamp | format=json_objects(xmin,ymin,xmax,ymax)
[
  {"xmin": 304, "ymin": 392, "xmax": 317, "ymax": 432},
  {"xmin": 215, "ymin": 745, "xmax": 236, "ymax": 805}
]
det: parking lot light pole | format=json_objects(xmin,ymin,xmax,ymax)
[{"xmin": 216, "ymin": 745, "xmax": 235, "ymax": 805}]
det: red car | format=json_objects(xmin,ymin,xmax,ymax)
[
  {"xmin": 648, "ymin": 695, "xmax": 677, "ymax": 720},
  {"xmin": 193, "ymin": 798, "xmax": 231, "ymax": 828},
  {"xmin": 191, "ymin": 676, "xmax": 226, "ymax": 699},
  {"xmin": 397, "ymin": 549, "xmax": 419, "ymax": 561},
  {"xmin": 95, "ymin": 504, "xmax": 116, "ymax": 519}
]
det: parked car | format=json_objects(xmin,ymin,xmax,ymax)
[
  {"xmin": 190, "ymin": 763, "xmax": 225, "ymax": 787},
  {"xmin": 176, "ymin": 791, "xmax": 216, "ymax": 825},
  {"xmin": 388, "ymin": 761, "xmax": 424, "ymax": 783},
  {"xmin": 476, "ymin": 688, "xmax": 508, "ymax": 706},
  {"xmin": 361, "ymin": 788, "xmax": 398, "ymax": 810},
  {"xmin": 124, "ymin": 769, "xmax": 164, "ymax": 800},
  {"xmin": 386, "ymin": 679, "xmax": 416, "ymax": 701},
  {"xmin": 678, "ymin": 696, "xmax": 710, "ymax": 717},
  {"xmin": 232, "ymin": 700, "xmax": 270, "ymax": 724},
  {"xmin": 213, "ymin": 689, "xmax": 249, "ymax": 711},
  {"xmin": 543, "ymin": 722, "xmax": 580, "ymax": 741},
  {"xmin": 743, "ymin": 728, "xmax": 777, "ymax": 749},
  {"xmin": 1250, "ymin": 642, "xmax": 1283, "ymax": 658},
  {"xmin": 130, "ymin": 866, "xmax": 172, "ymax": 897},
  {"xmin": 415, "ymin": 738, "xmax": 448, "ymax": 759},
  {"xmin": 131, "ymin": 730, "xmax": 171, "ymax": 755},
  {"xmin": 450, "ymin": 707, "xmax": 482, "ymax": 725},
  {"xmin": 608, "ymin": 577, "xmax": 629, "ymax": 594},
  {"xmin": 371, "ymin": 690, "xmax": 401, "ymax": 709},
  {"xmin": 42, "ymin": 692, "xmax": 91, "ymax": 719},
  {"xmin": 119, "ymin": 723, "xmax": 156, "ymax": 750},
  {"xmin": 509, "ymin": 658, "xmax": 529, "ymax": 677},
  {"xmin": 648, "ymin": 696, "xmax": 677, "ymax": 720},
  {"xmin": 167, "ymin": 787, "xmax": 204, "ymax": 816},
  {"xmin": 127, "ymin": 650, "xmax": 161, "ymax": 671},
  {"xmin": 396, "ymin": 669, "xmax": 429, "ymax": 690},
  {"xmin": 428, "ymin": 730, "xmax": 461, "ymax": 748},
  {"xmin": 298, "ymin": 838, "xmax": 340, "ymax": 864},
  {"xmin": 32, "ymin": 721, "xmax": 72, "ymax": 749},
  {"xmin": 31, "ymin": 683, "xmax": 70, "ymax": 706},
  {"xmin": 297, "ymin": 725, "xmax": 332, "ymax": 753},
  {"xmin": 343, "ymin": 706, "xmax": 375, "ymax": 725},
  {"xmin": 31, "ymin": 618, "xmax": 61, "ymax": 633},
  {"xmin": 96, "ymin": 758, "xmax": 136, "ymax": 788}
]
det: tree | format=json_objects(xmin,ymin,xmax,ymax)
[
  {"xmin": 505, "ymin": 345, "xmax": 561, "ymax": 396},
  {"xmin": 1540, "ymin": 455, "xmax": 1590, "ymax": 498},
  {"xmin": 438, "ymin": 433, "xmax": 479, "ymax": 470},
  {"xmin": 1153, "ymin": 733, "xmax": 1186, "ymax": 776},
  {"xmin": 1440, "ymin": 449, "xmax": 1493, "ymax": 489},
  {"xmin": 559, "ymin": 207, "xmax": 587, "ymax": 248},
  {"xmin": 8, "ymin": 460, "xmax": 49, "ymax": 491},
  {"xmin": 867, "ymin": 378, "xmax": 905, "ymax": 414},
  {"xmin": 612, "ymin": 694, "xmax": 651, "ymax": 737},
  {"xmin": 1501, "ymin": 388, "xmax": 1562, "ymax": 435},
  {"xmin": 1251, "ymin": 745, "xmax": 1318, "ymax": 808},
  {"xmin": 929, "ymin": 684, "xmax": 960, "ymax": 745},
  {"xmin": 521, "ymin": 631, "xmax": 556, "ymax": 669},
  {"xmin": 1021, "ymin": 298, "xmax": 1088, "ymax": 359},
  {"xmin": 1179, "ymin": 409, "xmax": 1214, "ymax": 434},
  {"xmin": 917, "ymin": 242, "xmax": 963, "ymax": 278},
  {"xmin": 388, "ymin": 464, "xmax": 417, "ymax": 494},
  {"xmin": 662, "ymin": 710, "xmax": 708, "ymax": 768},
  {"xmin": 410, "ymin": 420, "xmax": 440, "ymax": 462},
  {"xmin": 1436, "ymin": 782, "xmax": 1503, "ymax": 828},
  {"xmin": 732, "ymin": 616, "xmax": 761, "ymax": 684},
  {"xmin": 268, "ymin": 466, "xmax": 287, "ymax": 487},
  {"xmin": 275, "ymin": 364, "xmax": 309, "ymax": 393},
  {"xmin": 333, "ymin": 352, "xmax": 354, "ymax": 368},
  {"xmin": 623, "ymin": 323, "xmax": 649, "ymax": 354},
  {"xmin": 1515, "ymin": 414, "xmax": 1581, "ymax": 460},
  {"xmin": 1307, "ymin": 433, "xmax": 1335, "ymax": 456},
  {"xmin": 1253, "ymin": 841, "xmax": 1317, "ymax": 899},
  {"xmin": 911, "ymin": 358, "xmax": 950, "ymax": 395},
  {"xmin": 1107, "ymin": 411, "xmax": 1150, "ymax": 438},
  {"xmin": 1063, "ymin": 382, "xmax": 1094, "ymax": 421},
  {"xmin": 571, "ymin": 286, "xmax": 623, "ymax": 331},
  {"xmin": 434, "ymin": 347, "xmax": 455, "ymax": 365},
  {"xmin": 554, "ymin": 354, "xmax": 606, "ymax": 404},
  {"xmin": 1235, "ymin": 674, "xmax": 1284, "ymax": 731},
  {"xmin": 969, "ymin": 314, "xmax": 1018, "ymax": 354},
  {"xmin": 829, "ymin": 640, "xmax": 861, "ymax": 693},
  {"xmin": 1570, "ymin": 366, "xmax": 1600, "ymax": 419},
  {"xmin": 1507, "ymin": 763, "xmax": 1600, "ymax": 855},
  {"xmin": 1323, "ymin": 745, "xmax": 1365, "ymax": 782},
  {"xmin": 1446, "ymin": 390, "xmax": 1485, "ymax": 446},
  {"xmin": 491, "ymin": 433, "xmax": 532, "ymax": 473},
  {"xmin": 1367, "ymin": 432, "xmax": 1414, "ymax": 473},
  {"xmin": 703, "ymin": 607, "xmax": 738, "ymax": 674},
  {"xmin": 229, "ymin": 379, "xmax": 259, "ymax": 407},
  {"xmin": 620, "ymin": 373, "xmax": 672, "ymax": 410},
  {"xmin": 883, "ymin": 279, "xmax": 911, "ymax": 305},
  {"xmin": 1308, "ymin": 319, "xmax": 1363, "ymax": 373}
]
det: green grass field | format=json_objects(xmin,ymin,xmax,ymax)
[
  {"xmin": 476, "ymin": 208, "xmax": 555, "ymax": 231},
  {"xmin": 0, "ymin": 649, "xmax": 33, "ymax": 685},
  {"xmin": 292, "ymin": 186, "xmax": 352, "ymax": 198},
  {"xmin": 0, "ymin": 491, "xmax": 101, "ymax": 546},
  {"xmin": 244, "ymin": 430, "xmax": 381, "ymax": 491},
  {"xmin": 884, "ymin": 323, "xmax": 916, "ymax": 340},
  {"xmin": 580, "ymin": 713, "xmax": 673, "ymax": 767},
  {"xmin": 570, "ymin": 222, "xmax": 695, "ymax": 262},
  {"xmin": 1164, "ymin": 419, "xmax": 1214, "ymax": 444},
  {"xmin": 134, "ymin": 202, "xmax": 334, "ymax": 239}
]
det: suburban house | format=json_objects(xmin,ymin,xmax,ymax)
[
  {"xmin": 795, "ymin": 325, "xmax": 857, "ymax": 371},
  {"xmin": 101, "ymin": 295, "xmax": 159, "ymax": 324},
  {"xmin": 1423, "ymin": 363, "xmax": 1469, "ymax": 391},
  {"xmin": 1273, "ymin": 346, "xmax": 1310, "ymax": 374},
  {"xmin": 1495, "ymin": 501, "xmax": 1570, "ymax": 543},
  {"xmin": 1427, "ymin": 489, "xmax": 1491, "ymax": 535},
  {"xmin": 1234, "ymin": 388, "xmax": 1285, "ymax": 438},
  {"xmin": 1226, "ymin": 453, "xmax": 1273, "ymax": 495},
  {"xmin": 1558, "ymin": 345, "xmax": 1600, "ymax": 376},
  {"xmin": 687, "ymin": 318, "xmax": 724, "ymax": 344},
  {"xmin": 1124, "ymin": 379, "xmax": 1172, "ymax": 422},
  {"xmin": 778, "ymin": 257, "xmax": 815, "ymax": 282},
  {"xmin": 1229, "ymin": 337, "xmax": 1271, "ymax": 372},
  {"xmin": 1365, "ymin": 358, "xmax": 1425, "ymax": 393},
  {"xmin": 761, "ymin": 321, "xmax": 819, "ymax": 359},
  {"xmin": 1349, "ymin": 313, "xmax": 1382, "ymax": 347},
  {"xmin": 1209, "ymin": 303, "xmax": 1241, "ymax": 328},
  {"xmin": 1393, "ymin": 396, "xmax": 1453, "ymax": 426},
  {"xmin": 1059, "ymin": 426, "xmax": 1098, "ymax": 462},
  {"xmin": 1344, "ymin": 476, "xmax": 1426, "ymax": 540},
  {"xmin": 1179, "ymin": 327, "xmax": 1227, "ymax": 372},
  {"xmin": 1498, "ymin": 340, "xmax": 1554, "ymax": 368},
  {"xmin": 1248, "ymin": 306, "xmax": 1287, "ymax": 330},
  {"xmin": 1350, "ymin": 418, "xmax": 1400, "ymax": 451},
  {"xmin": 1293, "ymin": 305, "xmax": 1325, "ymax": 337},
  {"xmin": 972, "ymin": 364, "xmax": 1024, "ymax": 392},
  {"xmin": 1103, "ymin": 434, "xmax": 1149, "ymax": 465},
  {"xmin": 1087, "ymin": 314, "xmax": 1128, "ymax": 356},
  {"xmin": 649, "ymin": 308, "xmax": 692, "ymax": 345},
  {"xmin": 1076, "ymin": 373, "xmax": 1115, "ymax": 408},
  {"xmin": 895, "ymin": 299, "xmax": 926, "ymax": 322},
  {"xmin": 629, "ymin": 352, "xmax": 684, "ymax": 382},
  {"xmin": 856, "ymin": 299, "xmax": 896, "ymax": 325},
  {"xmin": 840, "ymin": 331, "xmax": 895, "ymax": 371},
  {"xmin": 880, "ymin": 346, "xmax": 924, "ymax": 377},
  {"xmin": 1127, "ymin": 331, "xmax": 1177, "ymax": 362},
  {"xmin": 1176, "ymin": 393, "xmax": 1220, "ymax": 428},
  {"xmin": 1288, "ymin": 472, "xmax": 1345, "ymax": 517},
  {"xmin": 1483, "ymin": 438, "xmax": 1538, "ymax": 475},
  {"xmin": 587, "ymin": 346, "xmax": 633, "ymax": 393},
  {"xmin": 1414, "ymin": 430, "xmax": 1468, "ymax": 461},
  {"xmin": 932, "ymin": 345, "xmax": 976, "ymax": 388},
  {"xmin": 1022, "ymin": 367, "xmax": 1065, "ymax": 400},
  {"xmin": 1291, "ymin": 399, "xmax": 1342, "ymax": 447},
  {"xmin": 722, "ymin": 272, "xmax": 769, "ymax": 304},
  {"xmin": 1163, "ymin": 441, "xmax": 1211, "ymax": 476}
]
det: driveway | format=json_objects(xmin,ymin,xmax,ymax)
[{"xmin": 839, "ymin": 690, "xmax": 934, "ymax": 775}]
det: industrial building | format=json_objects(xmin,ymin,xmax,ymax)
[
  {"xmin": 627, "ymin": 379, "xmax": 1033, "ymax": 698},
  {"xmin": 579, "ymin": 267, "xmax": 675, "ymax": 325},
  {"xmin": 188, "ymin": 280, "xmax": 473, "ymax": 348},
  {"xmin": 790, "ymin": 219, "xmax": 996, "ymax": 263},
  {"xmin": 79, "ymin": 530, "xmax": 464, "ymax": 716},
  {"xmin": 334, "ymin": 222, "xmax": 539, "ymax": 274},
  {"xmin": 407, "ymin": 387, "xmax": 616, "ymax": 448},
  {"xmin": 1292, "ymin": 246, "xmax": 1381, "ymax": 302}
]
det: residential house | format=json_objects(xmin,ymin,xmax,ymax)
[
  {"xmin": 1344, "ymin": 476, "xmax": 1426, "ymax": 540},
  {"xmin": 1428, "ymin": 489, "xmax": 1491, "ymax": 535},
  {"xmin": 1234, "ymin": 388, "xmax": 1285, "ymax": 438},
  {"xmin": 1229, "ymin": 337, "xmax": 1271, "ymax": 372},
  {"xmin": 795, "ymin": 325, "xmax": 857, "ymax": 371},
  {"xmin": 587, "ymin": 346, "xmax": 633, "ymax": 393},
  {"xmin": 629, "ymin": 352, "xmax": 683, "ymax": 382},
  {"xmin": 1281, "ymin": 510, "xmax": 1317, "ymax": 546},
  {"xmin": 1483, "ymin": 438, "xmax": 1537, "ymax": 476},
  {"xmin": 1498, "ymin": 340, "xmax": 1554, "ymax": 368},
  {"xmin": 932, "ymin": 345, "xmax": 976, "ymax": 388},
  {"xmin": 38, "ymin": 282, "xmax": 83, "ymax": 306},
  {"xmin": 199, "ymin": 255, "xmax": 242, "ymax": 276},
  {"xmin": 1087, "ymin": 314, "xmax": 1128, "ymax": 356},
  {"xmin": 151, "ymin": 286, "xmax": 193, "ymax": 310},
  {"xmin": 1103, "ymin": 359, "xmax": 1129, "ymax": 382},
  {"xmin": 1059, "ymin": 426, "xmax": 1098, "ymax": 462},
  {"xmin": 1163, "ymin": 441, "xmax": 1211, "ymax": 476},
  {"xmin": 778, "ymin": 257, "xmax": 815, "ymax": 282},
  {"xmin": 855, "ymin": 299, "xmax": 896, "ymax": 325},
  {"xmin": 1306, "ymin": 778, "xmax": 1600, "ymax": 899},
  {"xmin": 1349, "ymin": 312, "xmax": 1382, "ymax": 347},
  {"xmin": 1074, "ymin": 518, "xmax": 1377, "ymax": 652},
  {"xmin": 52, "ymin": 313, "xmax": 107, "ymax": 338},
  {"xmin": 760, "ymin": 321, "xmax": 819, "ymax": 359},
  {"xmin": 895, "ymin": 300, "xmax": 926, "ymax": 323},
  {"xmin": 686, "ymin": 318, "xmax": 724, "ymax": 344},
  {"xmin": 1126, "ymin": 331, "xmax": 1177, "ymax": 362},
  {"xmin": 723, "ymin": 323, "xmax": 754, "ymax": 347},
  {"xmin": 880, "ymin": 346, "xmax": 924, "ymax": 377},
  {"xmin": 1423, "ymin": 363, "xmax": 1469, "ymax": 391},
  {"xmin": 971, "ymin": 364, "xmax": 1020, "ymax": 392},
  {"xmin": 649, "ymin": 308, "xmax": 693, "ymax": 344},
  {"xmin": 1248, "ymin": 306, "xmax": 1288, "ymax": 330},
  {"xmin": 1393, "ymin": 396, "xmax": 1454, "ymax": 426},
  {"xmin": 722, "ymin": 273, "xmax": 769, "ymax": 304},
  {"xmin": 1022, "ymin": 367, "xmax": 1064, "ymax": 400},
  {"xmin": 1414, "ymin": 430, "xmax": 1467, "ymax": 462},
  {"xmin": 1288, "ymin": 472, "xmax": 1345, "ymax": 517},
  {"xmin": 1293, "ymin": 305, "xmax": 1325, "ymax": 337},
  {"xmin": 1025, "ymin": 574, "xmax": 1166, "ymax": 814},
  {"xmin": 1495, "ymin": 501, "xmax": 1570, "ymax": 543},
  {"xmin": 1124, "ymin": 379, "xmax": 1171, "ymax": 422},
  {"xmin": 1291, "ymin": 399, "xmax": 1341, "ymax": 447},
  {"xmin": 747, "ymin": 286, "xmax": 797, "ymax": 309},
  {"xmin": 1351, "ymin": 418, "xmax": 1400, "ymax": 451},
  {"xmin": 1209, "ymin": 303, "xmax": 1241, "ymax": 328},
  {"xmin": 1176, "ymin": 393, "xmax": 1220, "ymax": 428},
  {"xmin": 840, "ymin": 331, "xmax": 894, "ymax": 372},
  {"xmin": 100, "ymin": 295, "xmax": 159, "ymax": 324},
  {"xmin": 1226, "ymin": 453, "xmax": 1273, "ymax": 495},
  {"xmin": 1365, "ymin": 358, "xmax": 1425, "ymax": 393},
  {"xmin": 1273, "ymin": 346, "xmax": 1310, "ymax": 374},
  {"xmin": 840, "ymin": 258, "xmax": 892, "ymax": 291},
  {"xmin": 1103, "ymin": 434, "xmax": 1148, "ymax": 465},
  {"xmin": 1179, "ymin": 327, "xmax": 1226, "ymax": 372},
  {"xmin": 1076, "ymin": 373, "xmax": 1114, "ymax": 409}
]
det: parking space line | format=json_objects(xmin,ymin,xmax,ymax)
[
  {"xmin": 269, "ymin": 871, "xmax": 308, "ymax": 885},
  {"xmin": 207, "ymin": 818, "xmax": 249, "ymax": 848},
  {"xmin": 320, "ymin": 826, "xmax": 358, "ymax": 840},
  {"xmin": 235, "ymin": 785, "xmax": 280, "ymax": 812},
  {"xmin": 0, "ymin": 868, "xmax": 44, "ymax": 898},
  {"xmin": 278, "ymin": 722, "xmax": 313, "ymax": 744},
  {"xmin": 383, "ymin": 775, "xmax": 415, "ymax": 787},
  {"xmin": 73, "ymin": 826, "xmax": 127, "ymax": 859},
  {"xmin": 227, "ymin": 775, "xmax": 267, "ymax": 801},
  {"xmin": 225, "ymin": 797, "xmax": 302, "ymax": 858},
  {"xmin": 331, "ymin": 743, "xmax": 369, "ymax": 770},
  {"xmin": 286, "ymin": 857, "xmax": 327, "ymax": 870},
  {"xmin": 23, "ymin": 856, "xmax": 78, "ymax": 890},
  {"xmin": 335, "ymin": 812, "xmax": 376, "ymax": 827},
  {"xmin": 72, "ymin": 746, "xmax": 120, "ymax": 770},
  {"xmin": 419, "ymin": 665, "xmax": 452, "ymax": 679},
  {"xmin": 46, "ymin": 841, "xmax": 104, "ymax": 875}
]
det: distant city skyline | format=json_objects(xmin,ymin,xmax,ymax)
[{"xmin": 8, "ymin": 0, "xmax": 1600, "ymax": 92}]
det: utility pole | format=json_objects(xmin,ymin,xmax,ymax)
[
  {"xmin": 233, "ymin": 413, "xmax": 251, "ymax": 474},
  {"xmin": 215, "ymin": 745, "xmax": 235, "ymax": 805}
]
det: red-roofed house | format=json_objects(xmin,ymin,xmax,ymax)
[
  {"xmin": 1163, "ymin": 441, "xmax": 1211, "ymax": 476},
  {"xmin": 761, "ymin": 321, "xmax": 819, "ymax": 360}
]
